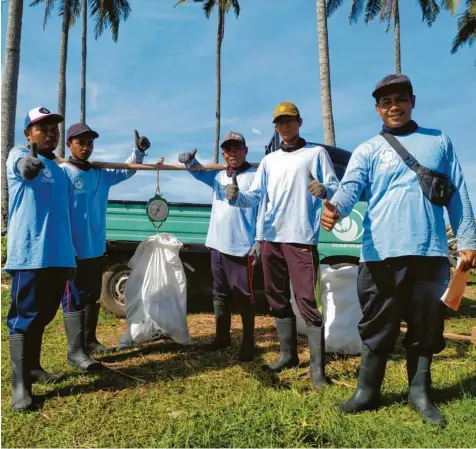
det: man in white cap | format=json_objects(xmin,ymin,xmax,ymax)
[{"xmin": 5, "ymin": 107, "xmax": 81, "ymax": 411}]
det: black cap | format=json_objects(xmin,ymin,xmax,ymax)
[
  {"xmin": 66, "ymin": 122, "xmax": 99, "ymax": 141},
  {"xmin": 372, "ymin": 74, "xmax": 413, "ymax": 100}
]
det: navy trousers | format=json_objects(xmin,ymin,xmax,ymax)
[
  {"xmin": 210, "ymin": 249, "xmax": 254, "ymax": 307},
  {"xmin": 357, "ymin": 255, "xmax": 450, "ymax": 354},
  {"xmin": 62, "ymin": 256, "xmax": 104, "ymax": 313},
  {"xmin": 7, "ymin": 268, "xmax": 70, "ymax": 335}
]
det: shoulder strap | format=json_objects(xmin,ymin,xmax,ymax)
[{"xmin": 380, "ymin": 131, "xmax": 421, "ymax": 173}]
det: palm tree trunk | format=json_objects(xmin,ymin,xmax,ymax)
[
  {"xmin": 393, "ymin": 0, "xmax": 401, "ymax": 74},
  {"xmin": 316, "ymin": 0, "xmax": 336, "ymax": 146},
  {"xmin": 80, "ymin": 0, "xmax": 87, "ymax": 123},
  {"xmin": 1, "ymin": 0, "xmax": 24, "ymax": 233},
  {"xmin": 214, "ymin": 6, "xmax": 224, "ymax": 164},
  {"xmin": 57, "ymin": 0, "xmax": 71, "ymax": 158}
]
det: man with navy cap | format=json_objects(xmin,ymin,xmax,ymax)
[
  {"xmin": 178, "ymin": 131, "xmax": 260, "ymax": 362},
  {"xmin": 5, "ymin": 107, "xmax": 77, "ymax": 411},
  {"xmin": 225, "ymin": 103, "xmax": 339, "ymax": 390},
  {"xmin": 60, "ymin": 123, "xmax": 150, "ymax": 358},
  {"xmin": 322, "ymin": 74, "xmax": 476, "ymax": 426}
]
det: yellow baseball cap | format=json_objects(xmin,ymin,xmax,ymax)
[{"xmin": 273, "ymin": 102, "xmax": 300, "ymax": 123}]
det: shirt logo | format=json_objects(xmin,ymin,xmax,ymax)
[
  {"xmin": 74, "ymin": 178, "xmax": 84, "ymax": 190},
  {"xmin": 42, "ymin": 166, "xmax": 52, "ymax": 178},
  {"xmin": 332, "ymin": 209, "xmax": 364, "ymax": 242},
  {"xmin": 378, "ymin": 148, "xmax": 399, "ymax": 171}
]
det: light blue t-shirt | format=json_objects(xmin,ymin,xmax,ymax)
[
  {"xmin": 186, "ymin": 159, "xmax": 258, "ymax": 257},
  {"xmin": 331, "ymin": 127, "xmax": 476, "ymax": 262},
  {"xmin": 6, "ymin": 146, "xmax": 76, "ymax": 270},
  {"xmin": 60, "ymin": 148, "xmax": 144, "ymax": 260},
  {"xmin": 229, "ymin": 143, "xmax": 339, "ymax": 245}
]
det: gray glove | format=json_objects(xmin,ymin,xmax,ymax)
[
  {"xmin": 226, "ymin": 173, "xmax": 239, "ymax": 201},
  {"xmin": 178, "ymin": 149, "xmax": 198, "ymax": 164},
  {"xmin": 307, "ymin": 170, "xmax": 326, "ymax": 198},
  {"xmin": 17, "ymin": 143, "xmax": 44, "ymax": 180},
  {"xmin": 134, "ymin": 129, "xmax": 150, "ymax": 152},
  {"xmin": 249, "ymin": 241, "xmax": 261, "ymax": 266}
]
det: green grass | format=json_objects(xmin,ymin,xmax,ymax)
[{"xmin": 1, "ymin": 285, "xmax": 476, "ymax": 448}]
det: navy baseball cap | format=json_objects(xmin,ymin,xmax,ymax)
[
  {"xmin": 24, "ymin": 106, "xmax": 63, "ymax": 129},
  {"xmin": 372, "ymin": 74, "xmax": 413, "ymax": 99},
  {"xmin": 66, "ymin": 123, "xmax": 100, "ymax": 141},
  {"xmin": 220, "ymin": 131, "xmax": 246, "ymax": 148}
]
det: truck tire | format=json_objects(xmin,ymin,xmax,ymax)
[{"xmin": 101, "ymin": 262, "xmax": 130, "ymax": 318}]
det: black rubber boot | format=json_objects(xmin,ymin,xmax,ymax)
[
  {"xmin": 27, "ymin": 328, "xmax": 65, "ymax": 383},
  {"xmin": 407, "ymin": 351, "xmax": 446, "ymax": 426},
  {"xmin": 64, "ymin": 311, "xmax": 104, "ymax": 372},
  {"xmin": 307, "ymin": 325, "xmax": 329, "ymax": 391},
  {"xmin": 339, "ymin": 344, "xmax": 387, "ymax": 413},
  {"xmin": 9, "ymin": 334, "xmax": 33, "ymax": 411},
  {"xmin": 265, "ymin": 317, "xmax": 299, "ymax": 372},
  {"xmin": 84, "ymin": 303, "xmax": 114, "ymax": 354},
  {"xmin": 203, "ymin": 299, "xmax": 232, "ymax": 351},
  {"xmin": 238, "ymin": 306, "xmax": 256, "ymax": 362}
]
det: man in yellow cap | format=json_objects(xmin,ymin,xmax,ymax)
[{"xmin": 225, "ymin": 102, "xmax": 339, "ymax": 391}]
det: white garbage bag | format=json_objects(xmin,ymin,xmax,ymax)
[
  {"xmin": 119, "ymin": 233, "xmax": 191, "ymax": 348},
  {"xmin": 291, "ymin": 264, "xmax": 363, "ymax": 355}
]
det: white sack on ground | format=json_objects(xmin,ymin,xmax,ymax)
[
  {"xmin": 291, "ymin": 264, "xmax": 362, "ymax": 355},
  {"xmin": 119, "ymin": 233, "xmax": 191, "ymax": 347}
]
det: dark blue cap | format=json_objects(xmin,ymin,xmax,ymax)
[
  {"xmin": 66, "ymin": 123, "xmax": 100, "ymax": 141},
  {"xmin": 372, "ymin": 74, "xmax": 413, "ymax": 99}
]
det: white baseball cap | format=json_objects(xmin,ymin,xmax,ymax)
[{"xmin": 24, "ymin": 106, "xmax": 64, "ymax": 129}]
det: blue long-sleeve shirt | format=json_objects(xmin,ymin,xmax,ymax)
[
  {"xmin": 6, "ymin": 146, "xmax": 76, "ymax": 270},
  {"xmin": 60, "ymin": 148, "xmax": 144, "ymax": 260},
  {"xmin": 331, "ymin": 127, "xmax": 476, "ymax": 262},
  {"xmin": 186, "ymin": 159, "xmax": 258, "ymax": 257},
  {"xmin": 229, "ymin": 143, "xmax": 339, "ymax": 245}
]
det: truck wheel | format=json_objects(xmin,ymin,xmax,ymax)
[{"xmin": 101, "ymin": 263, "xmax": 130, "ymax": 318}]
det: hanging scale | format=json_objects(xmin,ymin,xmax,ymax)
[{"xmin": 145, "ymin": 161, "xmax": 169, "ymax": 232}]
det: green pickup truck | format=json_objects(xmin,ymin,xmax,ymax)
[{"xmin": 101, "ymin": 144, "xmax": 367, "ymax": 317}]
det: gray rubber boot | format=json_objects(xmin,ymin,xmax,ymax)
[
  {"xmin": 84, "ymin": 303, "xmax": 115, "ymax": 354},
  {"xmin": 28, "ymin": 328, "xmax": 65, "ymax": 383},
  {"xmin": 238, "ymin": 306, "xmax": 256, "ymax": 362},
  {"xmin": 339, "ymin": 344, "xmax": 387, "ymax": 413},
  {"xmin": 203, "ymin": 299, "xmax": 231, "ymax": 351},
  {"xmin": 307, "ymin": 325, "xmax": 329, "ymax": 391},
  {"xmin": 407, "ymin": 352, "xmax": 446, "ymax": 426},
  {"xmin": 64, "ymin": 311, "xmax": 103, "ymax": 372},
  {"xmin": 265, "ymin": 317, "xmax": 299, "ymax": 372},
  {"xmin": 9, "ymin": 334, "xmax": 33, "ymax": 411}
]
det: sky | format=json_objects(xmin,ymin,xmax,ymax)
[{"xmin": 1, "ymin": 0, "xmax": 475, "ymax": 206}]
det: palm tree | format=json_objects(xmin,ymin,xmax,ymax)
[
  {"xmin": 326, "ymin": 0, "xmax": 450, "ymax": 74},
  {"xmin": 77, "ymin": 0, "xmax": 131, "ymax": 122},
  {"xmin": 450, "ymin": 0, "xmax": 476, "ymax": 55},
  {"xmin": 316, "ymin": 0, "xmax": 336, "ymax": 146},
  {"xmin": 30, "ymin": 0, "xmax": 131, "ymax": 154},
  {"xmin": 1, "ymin": 0, "xmax": 24, "ymax": 232},
  {"xmin": 174, "ymin": 0, "xmax": 240, "ymax": 164}
]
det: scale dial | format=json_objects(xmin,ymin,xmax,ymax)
[{"xmin": 147, "ymin": 197, "xmax": 169, "ymax": 222}]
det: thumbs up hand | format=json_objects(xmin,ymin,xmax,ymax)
[
  {"xmin": 226, "ymin": 172, "xmax": 239, "ymax": 201},
  {"xmin": 321, "ymin": 199, "xmax": 341, "ymax": 231},
  {"xmin": 134, "ymin": 129, "xmax": 151, "ymax": 152},
  {"xmin": 307, "ymin": 170, "xmax": 326, "ymax": 198},
  {"xmin": 17, "ymin": 142, "xmax": 45, "ymax": 180}
]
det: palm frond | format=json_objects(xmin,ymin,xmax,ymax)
[
  {"xmin": 417, "ymin": 0, "xmax": 440, "ymax": 26},
  {"xmin": 349, "ymin": 0, "xmax": 365, "ymax": 23},
  {"xmin": 451, "ymin": 8, "xmax": 476, "ymax": 52},
  {"xmin": 230, "ymin": 0, "xmax": 240, "ymax": 17},
  {"xmin": 326, "ymin": 0, "xmax": 344, "ymax": 17},
  {"xmin": 30, "ymin": 0, "xmax": 58, "ymax": 29},
  {"xmin": 68, "ymin": 0, "xmax": 81, "ymax": 27},
  {"xmin": 173, "ymin": 0, "xmax": 190, "ymax": 6},
  {"xmin": 379, "ymin": 0, "xmax": 392, "ymax": 29},
  {"xmin": 364, "ymin": 0, "xmax": 382, "ymax": 23},
  {"xmin": 202, "ymin": 0, "xmax": 216, "ymax": 18},
  {"xmin": 440, "ymin": 0, "xmax": 460, "ymax": 14},
  {"xmin": 91, "ymin": 0, "xmax": 131, "ymax": 41}
]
